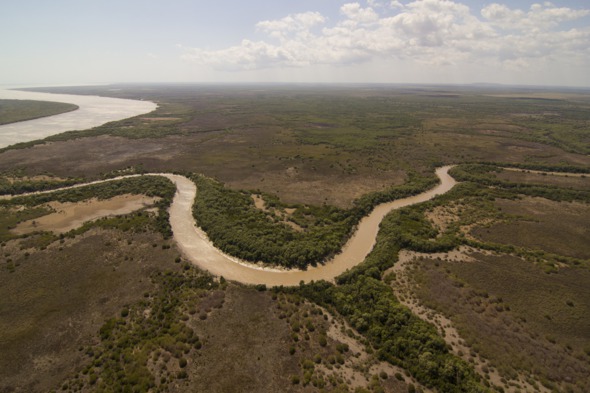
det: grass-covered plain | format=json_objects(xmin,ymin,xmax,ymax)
[
  {"xmin": 0, "ymin": 84, "xmax": 589, "ymax": 392},
  {"xmin": 4, "ymin": 85, "xmax": 589, "ymax": 207}
]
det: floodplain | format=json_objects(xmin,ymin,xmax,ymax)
[{"xmin": 0, "ymin": 84, "xmax": 589, "ymax": 393}]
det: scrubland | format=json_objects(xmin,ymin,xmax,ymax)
[{"xmin": 1, "ymin": 84, "xmax": 589, "ymax": 392}]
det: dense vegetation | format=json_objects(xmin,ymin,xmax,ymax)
[
  {"xmin": 192, "ymin": 174, "xmax": 353, "ymax": 268},
  {"xmin": 0, "ymin": 173, "xmax": 84, "ymax": 195},
  {"xmin": 192, "ymin": 171, "xmax": 438, "ymax": 268},
  {"xmin": 0, "ymin": 99, "xmax": 78, "ymax": 125},
  {"xmin": 291, "ymin": 212, "xmax": 489, "ymax": 392}
]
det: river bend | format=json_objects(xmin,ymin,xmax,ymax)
[
  {"xmin": 4, "ymin": 168, "xmax": 456, "ymax": 286},
  {"xmin": 163, "ymin": 167, "xmax": 456, "ymax": 286},
  {"xmin": 0, "ymin": 89, "xmax": 457, "ymax": 285}
]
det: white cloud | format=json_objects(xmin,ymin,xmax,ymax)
[
  {"xmin": 256, "ymin": 11, "xmax": 326, "ymax": 36},
  {"xmin": 181, "ymin": 0, "xmax": 590, "ymax": 82},
  {"xmin": 390, "ymin": 1, "xmax": 405, "ymax": 9},
  {"xmin": 340, "ymin": 3, "xmax": 379, "ymax": 24},
  {"xmin": 481, "ymin": 3, "xmax": 524, "ymax": 24},
  {"xmin": 482, "ymin": 2, "xmax": 590, "ymax": 31}
]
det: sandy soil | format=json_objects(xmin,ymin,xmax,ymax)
[
  {"xmin": 13, "ymin": 194, "xmax": 159, "ymax": 234},
  {"xmin": 251, "ymin": 194, "xmax": 266, "ymax": 210}
]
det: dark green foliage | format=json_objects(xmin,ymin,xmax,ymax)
[
  {"xmin": 297, "ymin": 275, "xmax": 487, "ymax": 392},
  {"xmin": 191, "ymin": 171, "xmax": 438, "ymax": 269},
  {"xmin": 380, "ymin": 207, "xmax": 459, "ymax": 253},
  {"xmin": 351, "ymin": 172, "xmax": 439, "ymax": 219},
  {"xmin": 192, "ymin": 174, "xmax": 354, "ymax": 269},
  {"xmin": 0, "ymin": 175, "xmax": 85, "ymax": 195}
]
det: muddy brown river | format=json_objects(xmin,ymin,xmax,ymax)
[
  {"xmin": 162, "ymin": 166, "xmax": 456, "ymax": 286},
  {"xmin": 0, "ymin": 89, "xmax": 458, "ymax": 286},
  {"xmin": 4, "ymin": 167, "xmax": 456, "ymax": 286}
]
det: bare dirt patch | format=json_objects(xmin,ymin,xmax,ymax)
[
  {"xmin": 251, "ymin": 194, "xmax": 266, "ymax": 210},
  {"xmin": 424, "ymin": 205, "xmax": 460, "ymax": 235},
  {"xmin": 13, "ymin": 194, "xmax": 159, "ymax": 234},
  {"xmin": 251, "ymin": 194, "xmax": 303, "ymax": 232}
]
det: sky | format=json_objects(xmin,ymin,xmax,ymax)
[{"xmin": 1, "ymin": 0, "xmax": 590, "ymax": 87}]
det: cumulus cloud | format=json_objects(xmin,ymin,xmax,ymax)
[
  {"xmin": 340, "ymin": 3, "xmax": 379, "ymax": 23},
  {"xmin": 256, "ymin": 11, "xmax": 325, "ymax": 38},
  {"xmin": 482, "ymin": 2, "xmax": 590, "ymax": 31},
  {"xmin": 181, "ymin": 0, "xmax": 590, "ymax": 75}
]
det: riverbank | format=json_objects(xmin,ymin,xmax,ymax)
[{"xmin": 3, "ymin": 167, "xmax": 456, "ymax": 286}]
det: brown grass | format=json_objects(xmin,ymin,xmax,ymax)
[
  {"xmin": 496, "ymin": 169, "xmax": 590, "ymax": 190},
  {"xmin": 471, "ymin": 197, "xmax": 590, "ymax": 259},
  {"xmin": 0, "ymin": 229, "xmax": 181, "ymax": 392},
  {"xmin": 175, "ymin": 286, "xmax": 300, "ymax": 393},
  {"xmin": 408, "ymin": 252, "xmax": 590, "ymax": 392}
]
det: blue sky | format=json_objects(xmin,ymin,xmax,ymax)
[{"xmin": 2, "ymin": 0, "xmax": 589, "ymax": 86}]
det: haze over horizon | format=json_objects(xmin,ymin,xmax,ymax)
[{"xmin": 2, "ymin": 0, "xmax": 589, "ymax": 87}]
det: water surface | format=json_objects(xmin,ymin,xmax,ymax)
[
  {"xmin": 0, "ymin": 89, "xmax": 156, "ymax": 148},
  {"xmin": 166, "ymin": 166, "xmax": 457, "ymax": 286}
]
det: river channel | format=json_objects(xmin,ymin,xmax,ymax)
[
  {"xmin": 0, "ymin": 89, "xmax": 457, "ymax": 286},
  {"xmin": 0, "ymin": 89, "xmax": 156, "ymax": 148},
  {"xmin": 164, "ymin": 167, "xmax": 456, "ymax": 286}
]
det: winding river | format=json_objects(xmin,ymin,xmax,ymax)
[
  {"xmin": 4, "ymin": 168, "xmax": 456, "ymax": 286},
  {"xmin": 0, "ymin": 88, "xmax": 458, "ymax": 286},
  {"xmin": 164, "ymin": 168, "xmax": 456, "ymax": 286}
]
